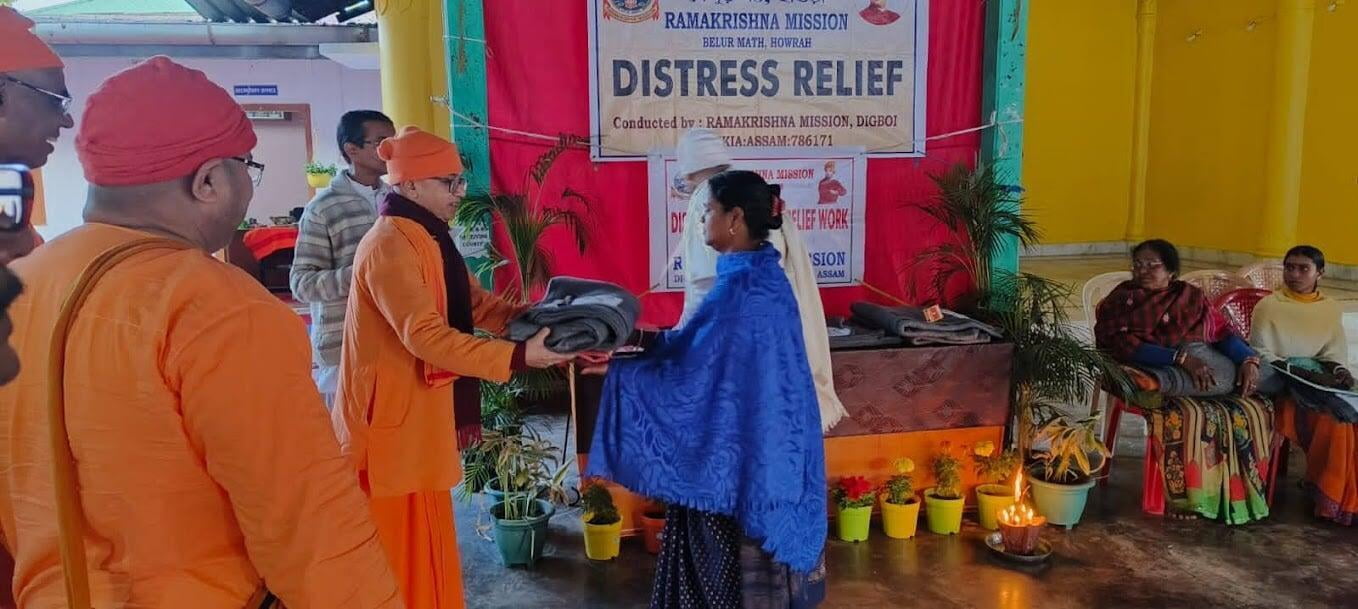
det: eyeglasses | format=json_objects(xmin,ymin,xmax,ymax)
[
  {"xmin": 435, "ymin": 175, "xmax": 469, "ymax": 193},
  {"xmin": 231, "ymin": 156, "xmax": 266, "ymax": 186},
  {"xmin": 1131, "ymin": 260, "xmax": 1165, "ymax": 271},
  {"xmin": 361, "ymin": 137, "xmax": 389, "ymax": 147},
  {"xmin": 1, "ymin": 75, "xmax": 72, "ymax": 114}
]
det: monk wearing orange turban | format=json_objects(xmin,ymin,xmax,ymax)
[
  {"xmin": 0, "ymin": 56, "xmax": 401, "ymax": 608},
  {"xmin": 334, "ymin": 126, "xmax": 571, "ymax": 609},
  {"xmin": 0, "ymin": 7, "xmax": 72, "ymax": 262}
]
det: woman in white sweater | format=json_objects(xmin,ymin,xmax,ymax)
[
  {"xmin": 674, "ymin": 129, "xmax": 847, "ymax": 431},
  {"xmin": 1250, "ymin": 245, "xmax": 1357, "ymax": 526}
]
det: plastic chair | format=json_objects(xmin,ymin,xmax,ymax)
[
  {"xmin": 1180, "ymin": 270, "xmax": 1254, "ymax": 303},
  {"xmin": 1081, "ymin": 271, "xmax": 1132, "ymax": 330},
  {"xmin": 1212, "ymin": 288, "xmax": 1272, "ymax": 339},
  {"xmin": 1238, "ymin": 262, "xmax": 1285, "ymax": 291}
]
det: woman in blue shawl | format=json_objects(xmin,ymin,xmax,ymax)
[{"xmin": 584, "ymin": 170, "xmax": 828, "ymax": 608}]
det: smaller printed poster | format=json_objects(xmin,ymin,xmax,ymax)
[{"xmin": 648, "ymin": 150, "xmax": 867, "ymax": 292}]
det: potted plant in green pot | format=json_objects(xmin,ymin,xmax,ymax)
[
  {"xmin": 580, "ymin": 479, "xmax": 622, "ymax": 561},
  {"xmin": 463, "ymin": 426, "xmax": 568, "ymax": 567},
  {"xmin": 1028, "ymin": 415, "xmax": 1109, "ymax": 529},
  {"xmin": 924, "ymin": 443, "xmax": 965, "ymax": 535},
  {"xmin": 832, "ymin": 476, "xmax": 875, "ymax": 542},
  {"xmin": 971, "ymin": 440, "xmax": 1021, "ymax": 530},
  {"xmin": 639, "ymin": 500, "xmax": 666, "ymax": 555},
  {"xmin": 879, "ymin": 458, "xmax": 920, "ymax": 539},
  {"xmin": 304, "ymin": 161, "xmax": 337, "ymax": 189}
]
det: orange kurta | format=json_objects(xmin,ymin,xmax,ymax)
[
  {"xmin": 0, "ymin": 223, "xmax": 401, "ymax": 608},
  {"xmin": 335, "ymin": 216, "xmax": 520, "ymax": 609}
]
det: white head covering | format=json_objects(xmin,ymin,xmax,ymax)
[{"xmin": 676, "ymin": 128, "xmax": 733, "ymax": 179}]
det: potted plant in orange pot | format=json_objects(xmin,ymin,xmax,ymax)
[
  {"xmin": 971, "ymin": 440, "xmax": 1021, "ymax": 530},
  {"xmin": 879, "ymin": 458, "xmax": 920, "ymax": 539},
  {"xmin": 639, "ymin": 499, "xmax": 666, "ymax": 555},
  {"xmin": 924, "ymin": 443, "xmax": 965, "ymax": 535},
  {"xmin": 832, "ymin": 476, "xmax": 875, "ymax": 542},
  {"xmin": 581, "ymin": 479, "xmax": 622, "ymax": 561}
]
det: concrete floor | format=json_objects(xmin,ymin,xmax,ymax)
[{"xmin": 454, "ymin": 417, "xmax": 1358, "ymax": 609}]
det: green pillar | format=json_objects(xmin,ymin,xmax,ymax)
[
  {"xmin": 981, "ymin": 0, "xmax": 1028, "ymax": 284},
  {"xmin": 445, "ymin": 0, "xmax": 494, "ymax": 287}
]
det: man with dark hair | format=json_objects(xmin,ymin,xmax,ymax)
[
  {"xmin": 290, "ymin": 109, "xmax": 396, "ymax": 406},
  {"xmin": 0, "ymin": 7, "xmax": 75, "ymax": 263}
]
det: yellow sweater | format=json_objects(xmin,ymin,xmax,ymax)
[{"xmin": 1249, "ymin": 290, "xmax": 1349, "ymax": 364}]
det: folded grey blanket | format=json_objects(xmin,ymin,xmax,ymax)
[
  {"xmin": 507, "ymin": 277, "xmax": 641, "ymax": 354},
  {"xmin": 850, "ymin": 303, "xmax": 1001, "ymax": 342}
]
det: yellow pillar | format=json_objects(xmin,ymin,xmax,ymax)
[
  {"xmin": 1259, "ymin": 0, "xmax": 1316, "ymax": 256},
  {"xmin": 1125, "ymin": 0, "xmax": 1156, "ymax": 243},
  {"xmin": 376, "ymin": 0, "xmax": 449, "ymax": 137}
]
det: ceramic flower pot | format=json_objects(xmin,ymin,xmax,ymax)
[
  {"xmin": 306, "ymin": 172, "xmax": 331, "ymax": 188},
  {"xmin": 923, "ymin": 489, "xmax": 965, "ymax": 535},
  {"xmin": 582, "ymin": 517, "xmax": 622, "ymax": 561},
  {"xmin": 880, "ymin": 497, "xmax": 921, "ymax": 539},
  {"xmin": 975, "ymin": 484, "xmax": 1016, "ymax": 531},
  {"xmin": 1028, "ymin": 469, "xmax": 1096, "ymax": 529},
  {"xmin": 640, "ymin": 511, "xmax": 666, "ymax": 554},
  {"xmin": 492, "ymin": 499, "xmax": 555, "ymax": 567},
  {"xmin": 998, "ymin": 517, "xmax": 1045, "ymax": 555},
  {"xmin": 836, "ymin": 505, "xmax": 872, "ymax": 542}
]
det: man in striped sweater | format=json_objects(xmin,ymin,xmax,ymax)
[{"xmin": 291, "ymin": 110, "xmax": 396, "ymax": 406}]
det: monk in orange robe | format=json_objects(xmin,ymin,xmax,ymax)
[
  {"xmin": 0, "ymin": 7, "xmax": 74, "ymax": 261},
  {"xmin": 0, "ymin": 56, "xmax": 401, "ymax": 608},
  {"xmin": 334, "ymin": 126, "xmax": 571, "ymax": 609}
]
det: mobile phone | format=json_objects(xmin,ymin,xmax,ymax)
[{"xmin": 0, "ymin": 165, "xmax": 32, "ymax": 233}]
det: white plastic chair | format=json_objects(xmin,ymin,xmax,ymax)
[
  {"xmin": 1180, "ymin": 270, "xmax": 1254, "ymax": 303},
  {"xmin": 1238, "ymin": 262, "xmax": 1285, "ymax": 291},
  {"xmin": 1081, "ymin": 271, "xmax": 1131, "ymax": 438}
]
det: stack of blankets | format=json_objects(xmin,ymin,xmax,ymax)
[
  {"xmin": 507, "ymin": 277, "xmax": 641, "ymax": 354},
  {"xmin": 850, "ymin": 303, "xmax": 1001, "ymax": 347}
]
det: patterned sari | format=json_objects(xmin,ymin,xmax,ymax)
[{"xmin": 1151, "ymin": 396, "xmax": 1274, "ymax": 524}]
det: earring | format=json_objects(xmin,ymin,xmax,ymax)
[{"xmin": 728, "ymin": 226, "xmax": 735, "ymax": 236}]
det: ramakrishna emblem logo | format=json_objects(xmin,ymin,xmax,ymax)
[{"xmin": 602, "ymin": 0, "xmax": 659, "ymax": 23}]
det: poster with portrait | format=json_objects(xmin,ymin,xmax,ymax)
[
  {"xmin": 648, "ymin": 150, "xmax": 867, "ymax": 291},
  {"xmin": 588, "ymin": 0, "xmax": 929, "ymax": 160}
]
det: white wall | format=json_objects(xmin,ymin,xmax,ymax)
[{"xmin": 35, "ymin": 56, "xmax": 381, "ymax": 239}]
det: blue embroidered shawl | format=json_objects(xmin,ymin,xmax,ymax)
[{"xmin": 586, "ymin": 243, "xmax": 827, "ymax": 573}]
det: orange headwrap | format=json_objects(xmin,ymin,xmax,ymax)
[
  {"xmin": 76, "ymin": 56, "xmax": 257, "ymax": 186},
  {"xmin": 0, "ymin": 8, "xmax": 63, "ymax": 73},
  {"xmin": 378, "ymin": 126, "xmax": 463, "ymax": 184}
]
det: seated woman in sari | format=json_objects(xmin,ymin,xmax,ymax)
[
  {"xmin": 583, "ymin": 170, "xmax": 826, "ymax": 608},
  {"xmin": 1095, "ymin": 239, "xmax": 1276, "ymax": 524},
  {"xmin": 1251, "ymin": 245, "xmax": 1358, "ymax": 525}
]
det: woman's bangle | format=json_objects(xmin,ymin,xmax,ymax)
[
  {"xmin": 1242, "ymin": 356, "xmax": 1261, "ymax": 368},
  {"xmin": 1174, "ymin": 349, "xmax": 1188, "ymax": 366}
]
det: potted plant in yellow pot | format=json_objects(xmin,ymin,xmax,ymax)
[
  {"xmin": 832, "ymin": 476, "xmax": 875, "ymax": 542},
  {"xmin": 879, "ymin": 458, "xmax": 920, "ymax": 539},
  {"xmin": 581, "ymin": 479, "xmax": 622, "ymax": 561},
  {"xmin": 971, "ymin": 440, "xmax": 1021, "ymax": 530},
  {"xmin": 924, "ymin": 443, "xmax": 965, "ymax": 535},
  {"xmin": 304, "ymin": 161, "xmax": 337, "ymax": 188}
]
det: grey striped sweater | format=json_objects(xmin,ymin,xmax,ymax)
[{"xmin": 289, "ymin": 172, "xmax": 382, "ymax": 366}]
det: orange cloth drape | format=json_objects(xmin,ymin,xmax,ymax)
[
  {"xmin": 1276, "ymin": 398, "xmax": 1358, "ymax": 524},
  {"xmin": 369, "ymin": 491, "xmax": 464, "ymax": 609}
]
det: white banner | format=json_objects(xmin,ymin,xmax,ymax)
[
  {"xmin": 589, "ymin": 0, "xmax": 929, "ymax": 160},
  {"xmin": 649, "ymin": 151, "xmax": 867, "ymax": 292}
]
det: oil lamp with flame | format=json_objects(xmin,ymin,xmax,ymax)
[{"xmin": 997, "ymin": 469, "xmax": 1045, "ymax": 555}]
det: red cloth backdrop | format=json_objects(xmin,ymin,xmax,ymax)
[{"xmin": 483, "ymin": 0, "xmax": 984, "ymax": 327}]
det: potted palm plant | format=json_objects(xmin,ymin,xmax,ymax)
[
  {"xmin": 971, "ymin": 440, "xmax": 1021, "ymax": 530},
  {"xmin": 1028, "ymin": 415, "xmax": 1109, "ymax": 528},
  {"xmin": 580, "ymin": 479, "xmax": 622, "ymax": 561},
  {"xmin": 879, "ymin": 458, "xmax": 920, "ymax": 539},
  {"xmin": 304, "ymin": 161, "xmax": 337, "ymax": 189},
  {"xmin": 462, "ymin": 426, "xmax": 568, "ymax": 567},
  {"xmin": 832, "ymin": 476, "xmax": 875, "ymax": 542},
  {"xmin": 924, "ymin": 443, "xmax": 965, "ymax": 535}
]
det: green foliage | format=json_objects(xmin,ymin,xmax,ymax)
[
  {"xmin": 971, "ymin": 446, "xmax": 1022, "ymax": 485},
  {"xmin": 304, "ymin": 162, "xmax": 337, "ymax": 176},
  {"xmin": 453, "ymin": 138, "xmax": 592, "ymax": 305},
  {"xmin": 459, "ymin": 425, "xmax": 568, "ymax": 521},
  {"xmin": 931, "ymin": 444, "xmax": 963, "ymax": 500},
  {"xmin": 1031, "ymin": 415, "xmax": 1110, "ymax": 484},
  {"xmin": 581, "ymin": 480, "xmax": 621, "ymax": 525},
  {"xmin": 881, "ymin": 475, "xmax": 915, "ymax": 505}
]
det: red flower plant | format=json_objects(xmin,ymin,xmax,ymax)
[{"xmin": 833, "ymin": 476, "xmax": 877, "ymax": 509}]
